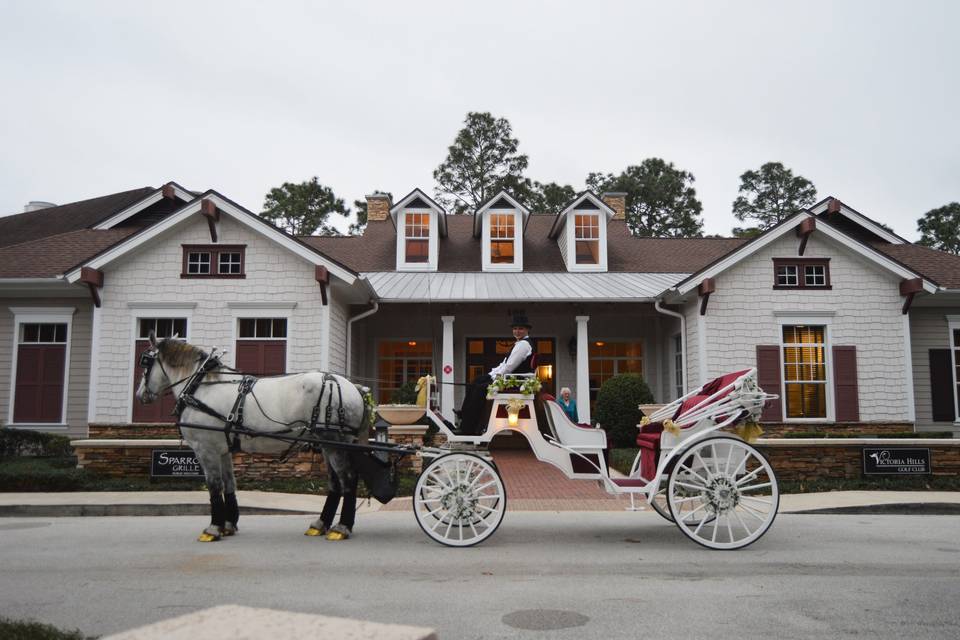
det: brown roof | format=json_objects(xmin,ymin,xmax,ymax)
[
  {"xmin": 870, "ymin": 242, "xmax": 960, "ymax": 289},
  {"xmin": 0, "ymin": 187, "xmax": 155, "ymax": 249},
  {"xmin": 0, "ymin": 228, "xmax": 139, "ymax": 278},
  {"xmin": 305, "ymin": 216, "xmax": 748, "ymax": 274}
]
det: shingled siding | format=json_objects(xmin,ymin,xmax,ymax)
[
  {"xmin": 909, "ymin": 307, "xmax": 957, "ymax": 432},
  {"xmin": 0, "ymin": 299, "xmax": 93, "ymax": 438},
  {"xmin": 93, "ymin": 216, "xmax": 328, "ymax": 423},
  {"xmin": 703, "ymin": 233, "xmax": 909, "ymax": 423},
  {"xmin": 327, "ymin": 292, "xmax": 349, "ymax": 375},
  {"xmin": 682, "ymin": 300, "xmax": 700, "ymax": 391}
]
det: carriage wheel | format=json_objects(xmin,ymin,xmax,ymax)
[
  {"xmin": 667, "ymin": 437, "xmax": 778, "ymax": 550},
  {"xmin": 414, "ymin": 453, "xmax": 506, "ymax": 547}
]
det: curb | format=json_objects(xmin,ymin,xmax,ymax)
[
  {"xmin": 789, "ymin": 503, "xmax": 960, "ymax": 516},
  {"xmin": 0, "ymin": 505, "xmax": 315, "ymax": 518}
]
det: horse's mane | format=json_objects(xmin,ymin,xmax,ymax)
[{"xmin": 158, "ymin": 339, "xmax": 205, "ymax": 369}]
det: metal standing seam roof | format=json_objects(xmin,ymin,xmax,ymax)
[{"xmin": 362, "ymin": 271, "xmax": 688, "ymax": 302}]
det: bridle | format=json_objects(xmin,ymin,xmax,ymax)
[{"xmin": 138, "ymin": 344, "xmax": 218, "ymax": 403}]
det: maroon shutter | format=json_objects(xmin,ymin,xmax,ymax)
[
  {"xmin": 132, "ymin": 339, "xmax": 177, "ymax": 423},
  {"xmin": 929, "ymin": 349, "xmax": 956, "ymax": 422},
  {"xmin": 14, "ymin": 344, "xmax": 65, "ymax": 423},
  {"xmin": 236, "ymin": 341, "xmax": 286, "ymax": 376},
  {"xmin": 756, "ymin": 345, "xmax": 782, "ymax": 422},
  {"xmin": 832, "ymin": 345, "xmax": 860, "ymax": 422}
]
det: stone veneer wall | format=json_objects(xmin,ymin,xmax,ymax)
[{"xmin": 755, "ymin": 441, "xmax": 960, "ymax": 482}]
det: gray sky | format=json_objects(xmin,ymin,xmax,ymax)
[{"xmin": 1, "ymin": 1, "xmax": 957, "ymax": 238}]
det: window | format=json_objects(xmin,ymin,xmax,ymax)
[
  {"xmin": 489, "ymin": 213, "xmax": 515, "ymax": 264},
  {"xmin": 575, "ymin": 214, "xmax": 601, "ymax": 265},
  {"xmin": 588, "ymin": 341, "xmax": 643, "ymax": 407},
  {"xmin": 181, "ymin": 245, "xmax": 245, "ymax": 278},
  {"xmin": 782, "ymin": 325, "xmax": 827, "ymax": 418},
  {"xmin": 404, "ymin": 213, "xmax": 430, "ymax": 263},
  {"xmin": 132, "ymin": 317, "xmax": 188, "ymax": 423},
  {"xmin": 13, "ymin": 322, "xmax": 68, "ymax": 423},
  {"xmin": 773, "ymin": 259, "xmax": 830, "ymax": 289},
  {"xmin": 378, "ymin": 340, "xmax": 433, "ymax": 403},
  {"xmin": 236, "ymin": 318, "xmax": 287, "ymax": 376}
]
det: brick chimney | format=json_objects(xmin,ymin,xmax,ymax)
[
  {"xmin": 602, "ymin": 192, "xmax": 627, "ymax": 220},
  {"xmin": 366, "ymin": 192, "xmax": 392, "ymax": 221}
]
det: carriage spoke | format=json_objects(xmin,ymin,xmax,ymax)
[
  {"xmin": 739, "ymin": 482, "xmax": 772, "ymax": 493},
  {"xmin": 734, "ymin": 467, "xmax": 763, "ymax": 487},
  {"xmin": 675, "ymin": 480, "xmax": 707, "ymax": 492},
  {"xmin": 711, "ymin": 516, "xmax": 720, "ymax": 543},
  {"xmin": 680, "ymin": 502, "xmax": 709, "ymax": 523},
  {"xmin": 732, "ymin": 507, "xmax": 754, "ymax": 536},
  {"xmin": 678, "ymin": 463, "xmax": 710, "ymax": 486},
  {"xmin": 724, "ymin": 442, "xmax": 735, "ymax": 476},
  {"xmin": 740, "ymin": 495, "xmax": 772, "ymax": 506},
  {"xmin": 673, "ymin": 495, "xmax": 705, "ymax": 505},
  {"xmin": 468, "ymin": 520, "xmax": 479, "ymax": 539},
  {"xmin": 725, "ymin": 512, "xmax": 735, "ymax": 541},
  {"xmin": 738, "ymin": 501, "xmax": 768, "ymax": 522},
  {"xmin": 693, "ymin": 452, "xmax": 715, "ymax": 482},
  {"xmin": 473, "ymin": 479, "xmax": 499, "ymax": 493},
  {"xmin": 693, "ymin": 514, "xmax": 710, "ymax": 536}
]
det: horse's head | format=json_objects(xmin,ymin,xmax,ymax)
[{"xmin": 135, "ymin": 330, "xmax": 199, "ymax": 404}]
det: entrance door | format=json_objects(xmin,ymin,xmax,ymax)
[{"xmin": 465, "ymin": 337, "xmax": 555, "ymax": 396}]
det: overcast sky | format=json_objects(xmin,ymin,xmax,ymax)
[{"xmin": 1, "ymin": 1, "xmax": 957, "ymax": 238}]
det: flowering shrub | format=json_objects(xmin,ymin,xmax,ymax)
[{"xmin": 487, "ymin": 374, "xmax": 541, "ymax": 398}]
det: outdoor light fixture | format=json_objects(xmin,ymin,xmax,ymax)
[
  {"xmin": 407, "ymin": 341, "xmax": 417, "ymax": 346},
  {"xmin": 506, "ymin": 399, "xmax": 524, "ymax": 427}
]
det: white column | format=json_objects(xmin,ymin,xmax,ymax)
[
  {"xmin": 441, "ymin": 315, "xmax": 455, "ymax": 421},
  {"xmin": 576, "ymin": 315, "xmax": 590, "ymax": 423},
  {"xmin": 86, "ymin": 303, "xmax": 102, "ymax": 425},
  {"xmin": 902, "ymin": 313, "xmax": 916, "ymax": 424}
]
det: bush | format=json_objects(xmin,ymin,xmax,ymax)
[
  {"xmin": 390, "ymin": 380, "xmax": 418, "ymax": 404},
  {"xmin": 0, "ymin": 429, "xmax": 73, "ymax": 458},
  {"xmin": 0, "ymin": 617, "xmax": 94, "ymax": 640},
  {"xmin": 594, "ymin": 374, "xmax": 653, "ymax": 447}
]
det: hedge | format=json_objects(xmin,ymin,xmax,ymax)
[
  {"xmin": 594, "ymin": 374, "xmax": 653, "ymax": 448},
  {"xmin": 0, "ymin": 429, "xmax": 73, "ymax": 458}
]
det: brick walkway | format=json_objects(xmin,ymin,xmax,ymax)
[{"xmin": 384, "ymin": 449, "xmax": 637, "ymax": 512}]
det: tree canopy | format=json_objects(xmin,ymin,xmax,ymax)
[
  {"xmin": 261, "ymin": 177, "xmax": 348, "ymax": 236},
  {"xmin": 348, "ymin": 190, "xmax": 391, "ymax": 236},
  {"xmin": 433, "ymin": 112, "xmax": 530, "ymax": 214},
  {"xmin": 586, "ymin": 159, "xmax": 704, "ymax": 237},
  {"xmin": 732, "ymin": 162, "xmax": 817, "ymax": 230},
  {"xmin": 526, "ymin": 181, "xmax": 577, "ymax": 215},
  {"xmin": 917, "ymin": 202, "xmax": 960, "ymax": 255}
]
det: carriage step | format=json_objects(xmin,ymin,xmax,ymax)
[{"xmin": 611, "ymin": 477, "xmax": 649, "ymax": 488}]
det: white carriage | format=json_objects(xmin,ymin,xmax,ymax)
[{"xmin": 410, "ymin": 368, "xmax": 780, "ymax": 550}]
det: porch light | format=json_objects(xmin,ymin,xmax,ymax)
[
  {"xmin": 595, "ymin": 341, "xmax": 605, "ymax": 347},
  {"xmin": 407, "ymin": 341, "xmax": 417, "ymax": 346}
]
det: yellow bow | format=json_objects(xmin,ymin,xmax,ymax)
[
  {"xmin": 415, "ymin": 375, "xmax": 435, "ymax": 407},
  {"xmin": 733, "ymin": 422, "xmax": 764, "ymax": 443},
  {"xmin": 639, "ymin": 416, "xmax": 651, "ymax": 427},
  {"xmin": 663, "ymin": 419, "xmax": 681, "ymax": 437}
]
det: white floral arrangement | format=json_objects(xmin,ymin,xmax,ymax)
[{"xmin": 487, "ymin": 374, "xmax": 541, "ymax": 398}]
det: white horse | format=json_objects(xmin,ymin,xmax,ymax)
[{"xmin": 135, "ymin": 332, "xmax": 369, "ymax": 542}]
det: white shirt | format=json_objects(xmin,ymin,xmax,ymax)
[{"xmin": 490, "ymin": 339, "xmax": 533, "ymax": 376}]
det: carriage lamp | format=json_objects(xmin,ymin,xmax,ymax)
[{"xmin": 506, "ymin": 399, "xmax": 524, "ymax": 427}]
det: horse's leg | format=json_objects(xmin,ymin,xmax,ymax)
[
  {"xmin": 326, "ymin": 452, "xmax": 356, "ymax": 541},
  {"xmin": 306, "ymin": 462, "xmax": 342, "ymax": 537},
  {"xmin": 221, "ymin": 451, "xmax": 239, "ymax": 537},
  {"xmin": 195, "ymin": 447, "xmax": 226, "ymax": 542}
]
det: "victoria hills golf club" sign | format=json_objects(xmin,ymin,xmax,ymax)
[{"xmin": 862, "ymin": 447, "xmax": 931, "ymax": 475}]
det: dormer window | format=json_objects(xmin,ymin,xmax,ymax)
[
  {"xmin": 575, "ymin": 213, "xmax": 600, "ymax": 264},
  {"xmin": 477, "ymin": 191, "xmax": 528, "ymax": 272},
  {"xmin": 404, "ymin": 212, "xmax": 430, "ymax": 263},
  {"xmin": 490, "ymin": 213, "xmax": 515, "ymax": 264},
  {"xmin": 391, "ymin": 189, "xmax": 446, "ymax": 271}
]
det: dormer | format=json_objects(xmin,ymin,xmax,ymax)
[
  {"xmin": 548, "ymin": 191, "xmax": 618, "ymax": 272},
  {"xmin": 389, "ymin": 189, "xmax": 447, "ymax": 272},
  {"xmin": 475, "ymin": 191, "xmax": 530, "ymax": 272}
]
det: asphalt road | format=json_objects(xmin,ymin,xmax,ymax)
[{"xmin": 1, "ymin": 511, "xmax": 958, "ymax": 639}]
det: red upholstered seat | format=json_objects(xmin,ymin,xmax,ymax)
[
  {"xmin": 635, "ymin": 431, "xmax": 661, "ymax": 481},
  {"xmin": 673, "ymin": 369, "xmax": 751, "ymax": 421}
]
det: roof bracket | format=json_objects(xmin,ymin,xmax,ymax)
[
  {"xmin": 315, "ymin": 265, "xmax": 329, "ymax": 306},
  {"xmin": 796, "ymin": 218, "xmax": 816, "ymax": 256},
  {"xmin": 201, "ymin": 200, "xmax": 219, "ymax": 242},
  {"xmin": 899, "ymin": 277, "xmax": 923, "ymax": 314},
  {"xmin": 698, "ymin": 278, "xmax": 715, "ymax": 316},
  {"xmin": 161, "ymin": 183, "xmax": 177, "ymax": 200},
  {"xmin": 79, "ymin": 267, "xmax": 104, "ymax": 308}
]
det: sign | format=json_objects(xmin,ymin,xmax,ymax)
[
  {"xmin": 151, "ymin": 449, "xmax": 203, "ymax": 478},
  {"xmin": 443, "ymin": 364, "xmax": 452, "ymax": 375},
  {"xmin": 862, "ymin": 448, "xmax": 931, "ymax": 475}
]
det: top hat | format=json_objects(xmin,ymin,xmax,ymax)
[{"xmin": 510, "ymin": 313, "xmax": 532, "ymax": 329}]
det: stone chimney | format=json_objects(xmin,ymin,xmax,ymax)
[
  {"xmin": 366, "ymin": 192, "xmax": 392, "ymax": 222},
  {"xmin": 602, "ymin": 192, "xmax": 627, "ymax": 220}
]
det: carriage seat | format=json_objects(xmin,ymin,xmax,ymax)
[{"xmin": 539, "ymin": 393, "xmax": 607, "ymax": 449}]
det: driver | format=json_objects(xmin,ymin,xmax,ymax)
[{"xmin": 457, "ymin": 314, "xmax": 535, "ymax": 435}]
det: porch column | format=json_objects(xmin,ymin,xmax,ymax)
[
  {"xmin": 441, "ymin": 315, "xmax": 455, "ymax": 421},
  {"xmin": 576, "ymin": 315, "xmax": 590, "ymax": 423}
]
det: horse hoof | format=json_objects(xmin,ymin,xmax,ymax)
[
  {"xmin": 325, "ymin": 530, "xmax": 348, "ymax": 541},
  {"xmin": 197, "ymin": 532, "xmax": 220, "ymax": 542},
  {"xmin": 305, "ymin": 527, "xmax": 326, "ymax": 537},
  {"xmin": 223, "ymin": 523, "xmax": 238, "ymax": 537}
]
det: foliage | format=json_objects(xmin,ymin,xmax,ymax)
[
  {"xmin": 390, "ymin": 380, "xmax": 419, "ymax": 404},
  {"xmin": 0, "ymin": 429, "xmax": 72, "ymax": 458},
  {"xmin": 731, "ymin": 162, "xmax": 817, "ymax": 230},
  {"xmin": 731, "ymin": 226, "xmax": 763, "ymax": 239},
  {"xmin": 776, "ymin": 431, "xmax": 955, "ymax": 439},
  {"xmin": 433, "ymin": 112, "xmax": 530, "ymax": 214},
  {"xmin": 486, "ymin": 374, "xmax": 541, "ymax": 397},
  {"xmin": 586, "ymin": 159, "xmax": 704, "ymax": 237},
  {"xmin": 526, "ymin": 181, "xmax": 576, "ymax": 215},
  {"xmin": 593, "ymin": 374, "xmax": 653, "ymax": 447},
  {"xmin": 779, "ymin": 475, "xmax": 960, "ymax": 494},
  {"xmin": 0, "ymin": 617, "xmax": 95, "ymax": 640},
  {"xmin": 608, "ymin": 447, "xmax": 640, "ymax": 475},
  {"xmin": 917, "ymin": 202, "xmax": 960, "ymax": 255},
  {"xmin": 260, "ymin": 177, "xmax": 348, "ymax": 236},
  {"xmin": 349, "ymin": 190, "xmax": 392, "ymax": 236}
]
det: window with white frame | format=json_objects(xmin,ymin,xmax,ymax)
[
  {"xmin": 776, "ymin": 264, "xmax": 798, "ymax": 286},
  {"xmin": 952, "ymin": 325, "xmax": 960, "ymax": 418},
  {"xmin": 489, "ymin": 213, "xmax": 516, "ymax": 264},
  {"xmin": 575, "ymin": 213, "xmax": 601, "ymax": 265},
  {"xmin": 773, "ymin": 259, "xmax": 830, "ymax": 289},
  {"xmin": 187, "ymin": 251, "xmax": 211, "ymax": 274},
  {"xmin": 9, "ymin": 308, "xmax": 74, "ymax": 426},
  {"xmin": 236, "ymin": 318, "xmax": 287, "ymax": 376},
  {"xmin": 182, "ymin": 245, "xmax": 245, "ymax": 278},
  {"xmin": 404, "ymin": 212, "xmax": 430, "ymax": 264},
  {"xmin": 782, "ymin": 325, "xmax": 828, "ymax": 418}
]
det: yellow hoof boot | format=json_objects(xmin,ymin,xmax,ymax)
[
  {"xmin": 325, "ymin": 530, "xmax": 348, "ymax": 541},
  {"xmin": 197, "ymin": 532, "xmax": 219, "ymax": 542},
  {"xmin": 304, "ymin": 527, "xmax": 325, "ymax": 537}
]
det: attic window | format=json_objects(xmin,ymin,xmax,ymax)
[
  {"xmin": 490, "ymin": 213, "xmax": 515, "ymax": 264},
  {"xmin": 575, "ymin": 214, "xmax": 600, "ymax": 264},
  {"xmin": 773, "ymin": 258, "xmax": 831, "ymax": 289},
  {"xmin": 404, "ymin": 212, "xmax": 430, "ymax": 263},
  {"xmin": 181, "ymin": 245, "xmax": 246, "ymax": 278}
]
